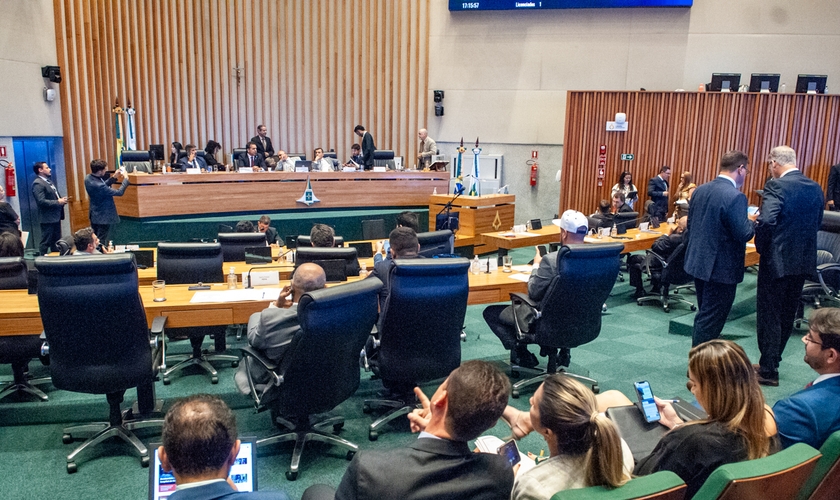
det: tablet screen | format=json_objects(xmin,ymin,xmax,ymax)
[{"xmin": 149, "ymin": 440, "xmax": 257, "ymax": 500}]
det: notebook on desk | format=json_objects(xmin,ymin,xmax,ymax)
[{"xmin": 149, "ymin": 438, "xmax": 258, "ymax": 499}]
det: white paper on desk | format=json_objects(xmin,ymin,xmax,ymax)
[
  {"xmin": 242, "ymin": 271, "xmax": 280, "ymax": 288},
  {"xmin": 190, "ymin": 288, "xmax": 282, "ymax": 303},
  {"xmin": 498, "ymin": 231, "xmax": 540, "ymax": 238},
  {"xmin": 746, "ymin": 242, "xmax": 756, "ymax": 248},
  {"xmin": 511, "ymin": 265, "xmax": 533, "ymax": 273},
  {"xmin": 508, "ymin": 273, "xmax": 531, "ymax": 283}
]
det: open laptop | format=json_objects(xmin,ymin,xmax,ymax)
[
  {"xmin": 149, "ymin": 438, "xmax": 258, "ymax": 499},
  {"xmin": 294, "ymin": 160, "xmax": 312, "ymax": 172},
  {"xmin": 244, "ymin": 246, "xmax": 272, "ymax": 264}
]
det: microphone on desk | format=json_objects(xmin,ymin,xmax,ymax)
[{"xmin": 245, "ymin": 249, "xmax": 295, "ymax": 289}]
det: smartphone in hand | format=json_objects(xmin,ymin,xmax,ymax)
[
  {"xmin": 634, "ymin": 380, "xmax": 661, "ymax": 423},
  {"xmin": 497, "ymin": 439, "xmax": 521, "ymax": 467}
]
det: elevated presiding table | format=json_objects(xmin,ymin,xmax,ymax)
[{"xmin": 116, "ymin": 171, "xmax": 450, "ymax": 218}]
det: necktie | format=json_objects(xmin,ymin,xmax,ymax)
[
  {"xmin": 805, "ymin": 381, "xmax": 814, "ymax": 389},
  {"xmin": 250, "ymin": 156, "xmax": 254, "ymax": 167},
  {"xmin": 261, "ymin": 138, "xmax": 266, "ymax": 150}
]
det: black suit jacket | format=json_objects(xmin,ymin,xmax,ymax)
[
  {"xmin": 85, "ymin": 173, "xmax": 129, "ymax": 225},
  {"xmin": 32, "ymin": 176, "xmax": 65, "ymax": 223},
  {"xmin": 755, "ymin": 170, "xmax": 824, "ymax": 278},
  {"xmin": 334, "ymin": 437, "xmax": 513, "ymax": 500},
  {"xmin": 684, "ymin": 177, "xmax": 755, "ymax": 284},
  {"xmin": 360, "ymin": 132, "xmax": 375, "ymax": 169},
  {"xmin": 263, "ymin": 226, "xmax": 282, "ymax": 246},
  {"xmin": 250, "ymin": 135, "xmax": 275, "ymax": 157},
  {"xmin": 827, "ymin": 163, "xmax": 840, "ymax": 207},
  {"xmin": 647, "ymin": 175, "xmax": 669, "ymax": 219},
  {"xmin": 236, "ymin": 153, "xmax": 266, "ymax": 170}
]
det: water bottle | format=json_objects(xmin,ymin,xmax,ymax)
[
  {"xmin": 107, "ymin": 240, "xmax": 114, "ymax": 253},
  {"xmin": 433, "ymin": 187, "xmax": 438, "ymax": 195},
  {"xmin": 470, "ymin": 256, "xmax": 480, "ymax": 275},
  {"xmin": 610, "ymin": 224, "xmax": 617, "ymax": 237},
  {"xmin": 227, "ymin": 267, "xmax": 237, "ymax": 289}
]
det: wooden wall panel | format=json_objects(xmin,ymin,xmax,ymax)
[
  {"xmin": 53, "ymin": 0, "xmax": 430, "ymax": 228},
  {"xmin": 561, "ymin": 91, "xmax": 840, "ymax": 216}
]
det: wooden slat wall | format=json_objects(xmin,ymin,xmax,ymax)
[
  {"xmin": 561, "ymin": 91, "xmax": 840, "ymax": 215},
  {"xmin": 53, "ymin": 0, "xmax": 430, "ymax": 228}
]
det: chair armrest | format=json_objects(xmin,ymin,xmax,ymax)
[
  {"xmin": 240, "ymin": 345, "xmax": 279, "ymax": 373},
  {"xmin": 239, "ymin": 346, "xmax": 283, "ymax": 407},
  {"xmin": 644, "ymin": 250, "xmax": 667, "ymax": 273},
  {"xmin": 150, "ymin": 316, "xmax": 167, "ymax": 336},
  {"xmin": 510, "ymin": 292, "xmax": 538, "ymax": 308},
  {"xmin": 816, "ymin": 263, "xmax": 840, "ymax": 298}
]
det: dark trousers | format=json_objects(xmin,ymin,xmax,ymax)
[
  {"xmin": 91, "ymin": 223, "xmax": 111, "ymax": 244},
  {"xmin": 628, "ymin": 254, "xmax": 662, "ymax": 291},
  {"xmin": 756, "ymin": 266, "xmax": 806, "ymax": 378},
  {"xmin": 483, "ymin": 305, "xmax": 518, "ymax": 350},
  {"xmin": 692, "ymin": 278, "xmax": 738, "ymax": 346},
  {"xmin": 38, "ymin": 221, "xmax": 62, "ymax": 255}
]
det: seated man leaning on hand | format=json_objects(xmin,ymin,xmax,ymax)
[
  {"xmin": 482, "ymin": 210, "xmax": 588, "ymax": 369},
  {"xmin": 234, "ymin": 263, "xmax": 326, "ymax": 395},
  {"xmin": 627, "ymin": 215, "xmax": 687, "ymax": 299},
  {"xmin": 301, "ymin": 360, "xmax": 515, "ymax": 500},
  {"xmin": 158, "ymin": 394, "xmax": 289, "ymax": 500}
]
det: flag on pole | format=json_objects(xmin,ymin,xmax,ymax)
[
  {"xmin": 124, "ymin": 101, "xmax": 136, "ymax": 151},
  {"xmin": 112, "ymin": 99, "xmax": 125, "ymax": 166},
  {"xmin": 469, "ymin": 137, "xmax": 482, "ymax": 196}
]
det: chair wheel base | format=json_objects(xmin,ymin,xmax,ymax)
[
  {"xmin": 285, "ymin": 470, "xmax": 298, "ymax": 481},
  {"xmin": 511, "ymin": 389, "xmax": 520, "ymax": 399},
  {"xmin": 66, "ymin": 462, "xmax": 77, "ymax": 474},
  {"xmin": 368, "ymin": 430, "xmax": 378, "ymax": 441},
  {"xmin": 141, "ymin": 455, "xmax": 150, "ymax": 468},
  {"xmin": 592, "ymin": 384, "xmax": 600, "ymax": 394},
  {"xmin": 511, "ymin": 370, "xmax": 520, "ymax": 378},
  {"xmin": 211, "ymin": 376, "xmax": 218, "ymax": 384},
  {"xmin": 362, "ymin": 404, "xmax": 372, "ymax": 414},
  {"xmin": 333, "ymin": 423, "xmax": 344, "ymax": 433},
  {"xmin": 162, "ymin": 377, "xmax": 171, "ymax": 385},
  {"xmin": 62, "ymin": 433, "xmax": 73, "ymax": 444},
  {"xmin": 346, "ymin": 450, "xmax": 356, "ymax": 460},
  {"xmin": 231, "ymin": 361, "xmax": 239, "ymax": 368},
  {"xmin": 690, "ymin": 305, "xmax": 697, "ymax": 311},
  {"xmin": 663, "ymin": 306, "xmax": 670, "ymax": 313}
]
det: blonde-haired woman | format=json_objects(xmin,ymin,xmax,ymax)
[
  {"xmin": 673, "ymin": 171, "xmax": 695, "ymax": 218},
  {"xmin": 632, "ymin": 340, "xmax": 775, "ymax": 498},
  {"xmin": 503, "ymin": 375, "xmax": 632, "ymax": 499}
]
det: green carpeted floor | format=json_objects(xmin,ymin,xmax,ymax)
[{"xmin": 0, "ymin": 247, "xmax": 818, "ymax": 499}]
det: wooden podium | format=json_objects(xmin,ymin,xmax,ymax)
[{"xmin": 429, "ymin": 193, "xmax": 515, "ymax": 254}]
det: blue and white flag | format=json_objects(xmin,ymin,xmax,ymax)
[{"xmin": 124, "ymin": 104, "xmax": 136, "ymax": 151}]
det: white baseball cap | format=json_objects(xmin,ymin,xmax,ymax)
[{"xmin": 553, "ymin": 210, "xmax": 589, "ymax": 234}]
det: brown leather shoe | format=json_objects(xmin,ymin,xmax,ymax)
[{"xmin": 756, "ymin": 372, "xmax": 779, "ymax": 387}]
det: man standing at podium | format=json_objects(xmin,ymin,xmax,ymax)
[{"xmin": 417, "ymin": 128, "xmax": 437, "ymax": 169}]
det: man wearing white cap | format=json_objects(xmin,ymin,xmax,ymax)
[{"xmin": 482, "ymin": 210, "xmax": 589, "ymax": 368}]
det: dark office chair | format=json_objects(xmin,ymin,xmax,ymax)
[
  {"xmin": 54, "ymin": 236, "xmax": 73, "ymax": 256},
  {"xmin": 416, "ymin": 230, "xmax": 455, "ymax": 257},
  {"xmin": 363, "ymin": 258, "xmax": 470, "ymax": 440},
  {"xmin": 217, "ymin": 232, "xmax": 268, "ymax": 262},
  {"xmin": 296, "ymin": 235, "xmax": 345, "ymax": 247},
  {"xmin": 120, "ymin": 150, "xmax": 152, "ymax": 173},
  {"xmin": 636, "ymin": 242, "xmax": 696, "ymax": 313},
  {"xmin": 239, "ymin": 278, "xmax": 382, "ymax": 480},
  {"xmin": 0, "ymin": 257, "xmax": 50, "ymax": 402},
  {"xmin": 218, "ymin": 223, "xmax": 234, "ymax": 234},
  {"xmin": 231, "ymin": 147, "xmax": 247, "ymax": 165},
  {"xmin": 373, "ymin": 150, "xmax": 396, "ymax": 169},
  {"xmin": 35, "ymin": 254, "xmax": 164, "ymax": 473},
  {"xmin": 507, "ymin": 243, "xmax": 623, "ymax": 398},
  {"xmin": 796, "ymin": 211, "xmax": 840, "ymax": 327},
  {"xmin": 156, "ymin": 243, "xmax": 239, "ymax": 384},
  {"xmin": 361, "ymin": 219, "xmax": 387, "ymax": 240}
]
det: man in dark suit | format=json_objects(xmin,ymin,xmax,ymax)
[
  {"xmin": 303, "ymin": 360, "xmax": 513, "ymax": 500},
  {"xmin": 754, "ymin": 146, "xmax": 824, "ymax": 385},
  {"xmin": 234, "ymin": 263, "xmax": 325, "ymax": 395},
  {"xmin": 177, "ymin": 144, "xmax": 208, "ymax": 172},
  {"xmin": 353, "ymin": 125, "xmax": 375, "ymax": 170},
  {"xmin": 647, "ymin": 165, "xmax": 671, "ymax": 220},
  {"xmin": 628, "ymin": 216, "xmax": 687, "ymax": 299},
  {"xmin": 825, "ymin": 162, "xmax": 840, "ymax": 211},
  {"xmin": 31, "ymin": 161, "xmax": 68, "ymax": 255},
  {"xmin": 773, "ymin": 308, "xmax": 840, "ymax": 449},
  {"xmin": 685, "ymin": 151, "xmax": 755, "ymax": 346},
  {"xmin": 249, "ymin": 124, "xmax": 274, "ymax": 158},
  {"xmin": 84, "ymin": 158, "xmax": 129, "ymax": 243},
  {"xmin": 257, "ymin": 215, "xmax": 282, "ymax": 246},
  {"xmin": 236, "ymin": 142, "xmax": 265, "ymax": 171},
  {"xmin": 158, "ymin": 394, "xmax": 289, "ymax": 500}
]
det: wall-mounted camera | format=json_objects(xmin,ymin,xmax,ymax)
[{"xmin": 41, "ymin": 65, "xmax": 62, "ymax": 84}]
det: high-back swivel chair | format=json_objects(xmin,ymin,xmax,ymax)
[
  {"xmin": 363, "ymin": 258, "xmax": 470, "ymax": 440},
  {"xmin": 35, "ymin": 254, "xmax": 164, "ymax": 473},
  {"xmin": 508, "ymin": 243, "xmax": 623, "ymax": 398},
  {"xmin": 0, "ymin": 257, "xmax": 50, "ymax": 402},
  {"xmin": 156, "ymin": 242, "xmax": 239, "ymax": 384},
  {"xmin": 239, "ymin": 278, "xmax": 382, "ymax": 480},
  {"xmin": 296, "ymin": 235, "xmax": 345, "ymax": 247},
  {"xmin": 796, "ymin": 211, "xmax": 840, "ymax": 327},
  {"xmin": 217, "ymin": 232, "xmax": 268, "ymax": 262}
]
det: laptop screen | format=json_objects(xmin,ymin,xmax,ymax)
[{"xmin": 149, "ymin": 439, "xmax": 257, "ymax": 500}]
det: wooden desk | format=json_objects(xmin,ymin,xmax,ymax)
[
  {"xmin": 429, "ymin": 194, "xmax": 516, "ymax": 254},
  {"xmin": 1, "ymin": 267, "xmax": 530, "ymax": 336},
  {"xmin": 116, "ymin": 171, "xmax": 449, "ymax": 218}
]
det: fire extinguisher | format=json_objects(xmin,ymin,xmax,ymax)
[
  {"xmin": 2, "ymin": 160, "xmax": 15, "ymax": 197},
  {"xmin": 528, "ymin": 160, "xmax": 538, "ymax": 186}
]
